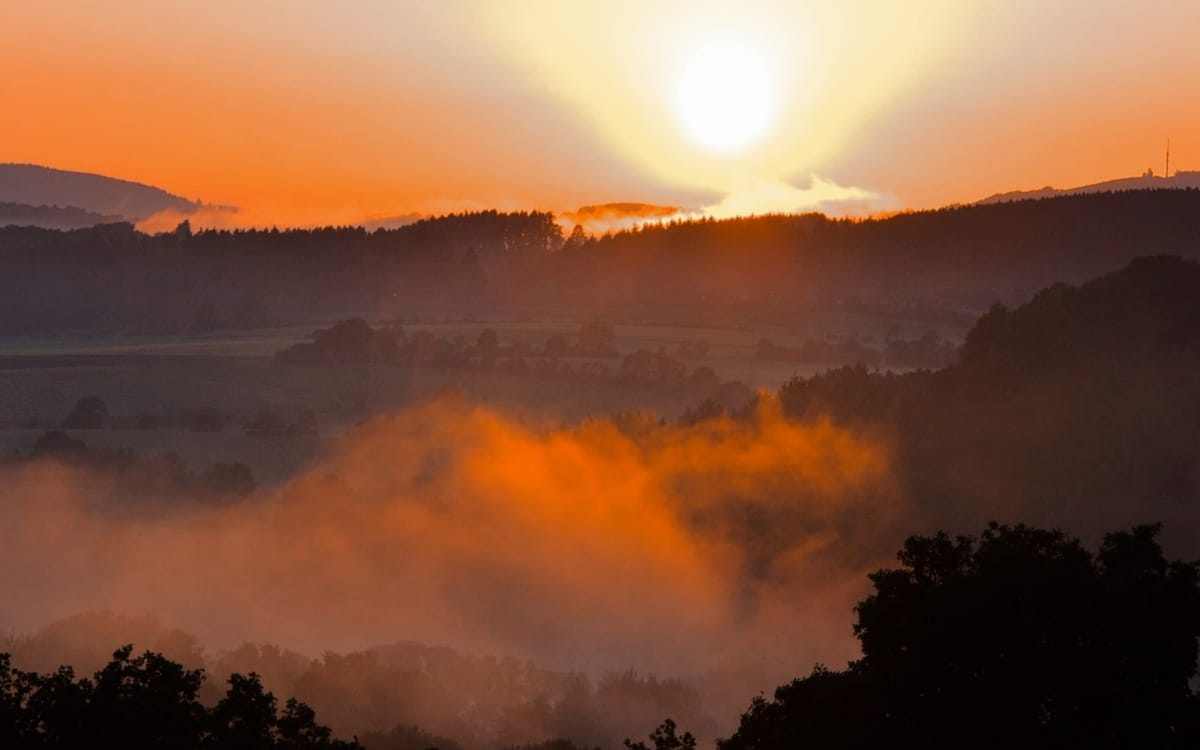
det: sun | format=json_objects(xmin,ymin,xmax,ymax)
[{"xmin": 674, "ymin": 38, "xmax": 776, "ymax": 154}]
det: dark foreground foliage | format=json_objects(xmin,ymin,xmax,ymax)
[
  {"xmin": 625, "ymin": 719, "xmax": 696, "ymax": 750},
  {"xmin": 0, "ymin": 645, "xmax": 360, "ymax": 749},
  {"xmin": 716, "ymin": 522, "xmax": 1200, "ymax": 749}
]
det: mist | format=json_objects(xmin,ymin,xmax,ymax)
[{"xmin": 0, "ymin": 395, "xmax": 898, "ymax": 725}]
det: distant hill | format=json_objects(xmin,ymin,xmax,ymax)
[
  {"xmin": 780, "ymin": 254, "xmax": 1200, "ymax": 552},
  {"xmin": 956, "ymin": 254, "xmax": 1200, "ymax": 372},
  {"xmin": 0, "ymin": 201, "xmax": 119, "ymax": 230},
  {"xmin": 0, "ymin": 163, "xmax": 198, "ymax": 221},
  {"xmin": 977, "ymin": 171, "xmax": 1200, "ymax": 204}
]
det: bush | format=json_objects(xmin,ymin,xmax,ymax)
[
  {"xmin": 719, "ymin": 523, "xmax": 1200, "ymax": 749},
  {"xmin": 62, "ymin": 396, "xmax": 109, "ymax": 429}
]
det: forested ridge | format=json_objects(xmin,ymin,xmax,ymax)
[
  {"xmin": 777, "ymin": 255, "xmax": 1200, "ymax": 550},
  {"xmin": 2, "ymin": 190, "xmax": 1199, "ymax": 333}
]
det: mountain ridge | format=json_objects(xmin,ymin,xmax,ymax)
[
  {"xmin": 0, "ymin": 163, "xmax": 199, "ymax": 222},
  {"xmin": 977, "ymin": 170, "xmax": 1200, "ymax": 204}
]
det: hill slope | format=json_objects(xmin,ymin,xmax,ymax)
[
  {"xmin": 0, "ymin": 163, "xmax": 197, "ymax": 221},
  {"xmin": 781, "ymin": 255, "xmax": 1200, "ymax": 552}
]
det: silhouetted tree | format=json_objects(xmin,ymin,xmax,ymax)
[
  {"xmin": 0, "ymin": 655, "xmax": 38, "ymax": 747},
  {"xmin": 0, "ymin": 647, "xmax": 360, "ymax": 749},
  {"xmin": 624, "ymin": 719, "xmax": 695, "ymax": 750},
  {"xmin": 679, "ymin": 399, "xmax": 725, "ymax": 426},
  {"xmin": 313, "ymin": 319, "xmax": 374, "ymax": 353},
  {"xmin": 208, "ymin": 672, "xmax": 279, "ymax": 747},
  {"xmin": 563, "ymin": 224, "xmax": 588, "ymax": 252},
  {"xmin": 62, "ymin": 395, "xmax": 109, "ymax": 429},
  {"xmin": 5, "ymin": 192, "xmax": 1200, "ymax": 336},
  {"xmin": 277, "ymin": 319, "xmax": 401, "ymax": 365},
  {"xmin": 65, "ymin": 645, "xmax": 206, "ymax": 748},
  {"xmin": 718, "ymin": 522, "xmax": 1200, "ymax": 750},
  {"xmin": 779, "ymin": 363, "xmax": 901, "ymax": 424},
  {"xmin": 29, "ymin": 429, "xmax": 88, "ymax": 460}
]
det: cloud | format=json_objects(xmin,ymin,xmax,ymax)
[
  {"xmin": 705, "ymin": 175, "xmax": 901, "ymax": 219},
  {"xmin": 559, "ymin": 202, "xmax": 690, "ymax": 234},
  {"xmin": 483, "ymin": 1, "xmax": 986, "ymax": 198},
  {"xmin": 136, "ymin": 205, "xmax": 427, "ymax": 233},
  {"xmin": 135, "ymin": 204, "xmax": 240, "ymax": 233},
  {"xmin": 557, "ymin": 178, "xmax": 896, "ymax": 236}
]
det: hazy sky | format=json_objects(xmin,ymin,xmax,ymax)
[{"xmin": 1, "ymin": 0, "xmax": 1197, "ymax": 226}]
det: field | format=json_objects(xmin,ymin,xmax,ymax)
[{"xmin": 0, "ymin": 310, "xmax": 968, "ymax": 485}]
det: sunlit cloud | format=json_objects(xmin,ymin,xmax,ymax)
[
  {"xmin": 559, "ymin": 202, "xmax": 687, "ymax": 234},
  {"xmin": 137, "ymin": 205, "xmax": 425, "ymax": 233},
  {"xmin": 705, "ymin": 175, "xmax": 900, "ymax": 219},
  {"xmin": 482, "ymin": 0, "xmax": 987, "ymax": 213}
]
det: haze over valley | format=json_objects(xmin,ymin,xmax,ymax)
[{"xmin": 3, "ymin": 2, "xmax": 1200, "ymax": 748}]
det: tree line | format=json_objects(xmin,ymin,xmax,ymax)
[
  {"xmin": 768, "ymin": 254, "xmax": 1200, "ymax": 550},
  {"xmin": 0, "ymin": 646, "xmax": 360, "ymax": 748},
  {"xmin": 274, "ymin": 319, "xmax": 753, "ymax": 407},
  {"xmin": 4, "ymin": 191, "xmax": 1200, "ymax": 333}
]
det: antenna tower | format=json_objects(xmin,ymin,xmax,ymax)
[{"xmin": 1166, "ymin": 137, "xmax": 1171, "ymax": 178}]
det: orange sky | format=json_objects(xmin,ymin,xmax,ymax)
[{"xmin": 1, "ymin": 0, "xmax": 1197, "ymax": 227}]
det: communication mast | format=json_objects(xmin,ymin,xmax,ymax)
[{"xmin": 1166, "ymin": 137, "xmax": 1171, "ymax": 179}]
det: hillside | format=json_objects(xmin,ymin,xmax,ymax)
[
  {"xmin": 0, "ymin": 163, "xmax": 198, "ymax": 221},
  {"xmin": 977, "ymin": 170, "xmax": 1200, "ymax": 204},
  {"xmin": 781, "ymin": 255, "xmax": 1200, "ymax": 553}
]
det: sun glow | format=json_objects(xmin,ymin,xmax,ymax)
[
  {"xmin": 675, "ymin": 39, "xmax": 776, "ymax": 153},
  {"xmin": 483, "ymin": 1, "xmax": 988, "ymax": 213}
]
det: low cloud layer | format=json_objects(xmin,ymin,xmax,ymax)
[
  {"xmin": 560, "ymin": 202, "xmax": 689, "ymax": 234},
  {"xmin": 0, "ymin": 396, "xmax": 900, "ymax": 691},
  {"xmin": 706, "ymin": 175, "xmax": 901, "ymax": 219}
]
